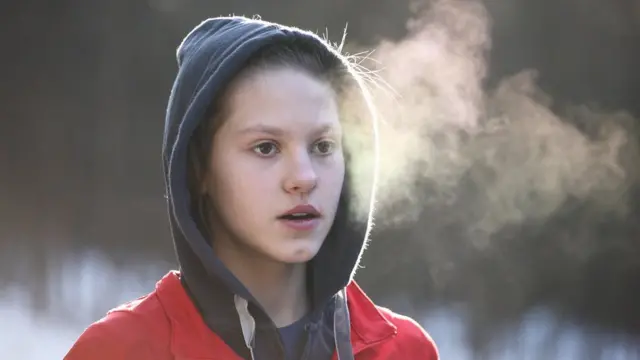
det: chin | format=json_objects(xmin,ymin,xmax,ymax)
[{"xmin": 274, "ymin": 243, "xmax": 322, "ymax": 264}]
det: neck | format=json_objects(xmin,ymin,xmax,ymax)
[{"xmin": 213, "ymin": 236, "xmax": 310, "ymax": 328}]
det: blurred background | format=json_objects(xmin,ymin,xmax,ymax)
[{"xmin": 1, "ymin": 0, "xmax": 639, "ymax": 359}]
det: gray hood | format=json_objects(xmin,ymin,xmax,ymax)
[{"xmin": 162, "ymin": 16, "xmax": 376, "ymax": 360}]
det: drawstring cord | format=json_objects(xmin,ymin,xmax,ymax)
[
  {"xmin": 234, "ymin": 295, "xmax": 256, "ymax": 360},
  {"xmin": 234, "ymin": 289, "xmax": 355, "ymax": 360},
  {"xmin": 334, "ymin": 288, "xmax": 355, "ymax": 360}
]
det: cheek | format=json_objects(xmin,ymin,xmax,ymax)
[
  {"xmin": 320, "ymin": 157, "xmax": 346, "ymax": 198},
  {"xmin": 211, "ymin": 158, "xmax": 273, "ymax": 215}
]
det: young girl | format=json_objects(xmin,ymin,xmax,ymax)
[{"xmin": 65, "ymin": 16, "xmax": 439, "ymax": 360}]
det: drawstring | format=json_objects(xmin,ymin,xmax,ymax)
[
  {"xmin": 333, "ymin": 288, "xmax": 355, "ymax": 360},
  {"xmin": 234, "ymin": 295, "xmax": 256, "ymax": 360},
  {"xmin": 235, "ymin": 290, "xmax": 355, "ymax": 360}
]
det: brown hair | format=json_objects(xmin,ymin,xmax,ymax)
[{"xmin": 186, "ymin": 39, "xmax": 352, "ymax": 237}]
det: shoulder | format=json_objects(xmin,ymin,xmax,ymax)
[
  {"xmin": 64, "ymin": 292, "xmax": 172, "ymax": 360},
  {"xmin": 345, "ymin": 281, "xmax": 439, "ymax": 359},
  {"xmin": 377, "ymin": 306, "xmax": 440, "ymax": 360}
]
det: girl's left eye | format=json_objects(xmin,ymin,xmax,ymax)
[{"xmin": 312, "ymin": 140, "xmax": 335, "ymax": 155}]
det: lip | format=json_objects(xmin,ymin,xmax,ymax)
[
  {"xmin": 280, "ymin": 204, "xmax": 321, "ymax": 217},
  {"xmin": 278, "ymin": 204, "xmax": 322, "ymax": 232},
  {"xmin": 278, "ymin": 217, "xmax": 320, "ymax": 231}
]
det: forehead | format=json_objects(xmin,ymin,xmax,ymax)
[{"xmin": 222, "ymin": 67, "xmax": 340, "ymax": 132}]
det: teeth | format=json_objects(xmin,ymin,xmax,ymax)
[{"xmin": 281, "ymin": 213, "xmax": 315, "ymax": 219}]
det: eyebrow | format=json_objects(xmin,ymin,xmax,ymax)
[{"xmin": 237, "ymin": 123, "xmax": 336, "ymax": 137}]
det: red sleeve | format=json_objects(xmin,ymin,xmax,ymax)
[
  {"xmin": 396, "ymin": 315, "xmax": 440, "ymax": 359},
  {"xmin": 379, "ymin": 308, "xmax": 440, "ymax": 360},
  {"xmin": 64, "ymin": 311, "xmax": 169, "ymax": 360}
]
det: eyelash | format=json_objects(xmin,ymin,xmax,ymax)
[{"xmin": 252, "ymin": 140, "xmax": 336, "ymax": 157}]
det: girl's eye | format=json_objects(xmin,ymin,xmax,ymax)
[
  {"xmin": 312, "ymin": 140, "xmax": 335, "ymax": 156},
  {"xmin": 253, "ymin": 141, "xmax": 279, "ymax": 157}
]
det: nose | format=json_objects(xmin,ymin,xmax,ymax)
[{"xmin": 283, "ymin": 151, "xmax": 318, "ymax": 195}]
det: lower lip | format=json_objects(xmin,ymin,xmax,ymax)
[{"xmin": 278, "ymin": 218, "xmax": 320, "ymax": 231}]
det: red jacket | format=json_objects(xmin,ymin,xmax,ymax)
[{"xmin": 65, "ymin": 271, "xmax": 439, "ymax": 360}]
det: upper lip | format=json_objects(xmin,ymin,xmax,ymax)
[{"xmin": 279, "ymin": 204, "xmax": 321, "ymax": 218}]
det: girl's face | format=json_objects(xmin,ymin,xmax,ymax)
[{"xmin": 204, "ymin": 67, "xmax": 345, "ymax": 264}]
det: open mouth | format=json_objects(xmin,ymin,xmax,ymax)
[{"xmin": 278, "ymin": 213, "xmax": 319, "ymax": 221}]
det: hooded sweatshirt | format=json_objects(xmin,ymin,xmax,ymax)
[
  {"xmin": 64, "ymin": 16, "xmax": 440, "ymax": 360},
  {"xmin": 164, "ymin": 16, "xmax": 370, "ymax": 360}
]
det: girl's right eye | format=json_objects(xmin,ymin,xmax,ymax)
[{"xmin": 252, "ymin": 141, "xmax": 279, "ymax": 157}]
